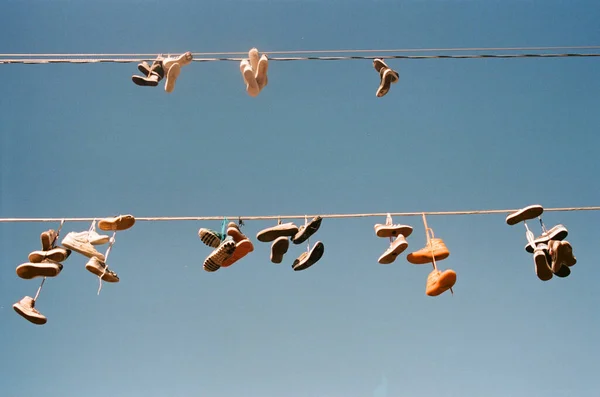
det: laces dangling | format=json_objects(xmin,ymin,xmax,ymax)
[
  {"xmin": 97, "ymin": 232, "xmax": 116, "ymax": 295},
  {"xmin": 386, "ymin": 213, "xmax": 393, "ymax": 245},
  {"xmin": 305, "ymin": 215, "xmax": 310, "ymax": 253}
]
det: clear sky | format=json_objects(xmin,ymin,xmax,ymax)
[{"xmin": 1, "ymin": 1, "xmax": 599, "ymax": 396}]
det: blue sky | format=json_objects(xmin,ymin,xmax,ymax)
[{"xmin": 1, "ymin": 0, "xmax": 599, "ymax": 396}]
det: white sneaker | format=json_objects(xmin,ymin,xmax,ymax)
[{"xmin": 62, "ymin": 231, "xmax": 105, "ymax": 261}]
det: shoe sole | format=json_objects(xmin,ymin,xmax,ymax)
[
  {"xmin": 271, "ymin": 237, "xmax": 289, "ymax": 264},
  {"xmin": 98, "ymin": 216, "xmax": 135, "ymax": 231},
  {"xmin": 293, "ymin": 241, "xmax": 325, "ymax": 271},
  {"xmin": 132, "ymin": 75, "xmax": 159, "ymax": 87},
  {"xmin": 28, "ymin": 248, "xmax": 70, "ymax": 263},
  {"xmin": 376, "ymin": 69, "xmax": 396, "ymax": 97},
  {"xmin": 199, "ymin": 229, "xmax": 222, "ymax": 248},
  {"xmin": 293, "ymin": 217, "xmax": 323, "ymax": 245},
  {"xmin": 256, "ymin": 55, "xmax": 269, "ymax": 88},
  {"xmin": 243, "ymin": 67, "xmax": 260, "ymax": 96},
  {"xmin": 85, "ymin": 262, "xmax": 119, "ymax": 282},
  {"xmin": 204, "ymin": 240, "xmax": 236, "ymax": 272},
  {"xmin": 221, "ymin": 239, "xmax": 254, "ymax": 267},
  {"xmin": 375, "ymin": 224, "xmax": 413, "ymax": 238},
  {"xmin": 165, "ymin": 63, "xmax": 181, "ymax": 93},
  {"xmin": 257, "ymin": 225, "xmax": 298, "ymax": 243},
  {"xmin": 373, "ymin": 59, "xmax": 387, "ymax": 73},
  {"xmin": 525, "ymin": 225, "xmax": 568, "ymax": 253},
  {"xmin": 40, "ymin": 231, "xmax": 55, "ymax": 251},
  {"xmin": 62, "ymin": 238, "xmax": 106, "ymax": 261},
  {"xmin": 534, "ymin": 250, "xmax": 553, "ymax": 281},
  {"xmin": 13, "ymin": 304, "xmax": 47, "ymax": 325},
  {"xmin": 506, "ymin": 204, "xmax": 544, "ymax": 225},
  {"xmin": 16, "ymin": 262, "xmax": 62, "ymax": 279},
  {"xmin": 426, "ymin": 271, "xmax": 457, "ymax": 296},
  {"xmin": 378, "ymin": 239, "xmax": 408, "ymax": 264}
]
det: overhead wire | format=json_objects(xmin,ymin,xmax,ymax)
[
  {"xmin": 1, "ymin": 53, "xmax": 599, "ymax": 64},
  {"xmin": 2, "ymin": 45, "xmax": 600, "ymax": 57},
  {"xmin": 0, "ymin": 206, "xmax": 598, "ymax": 223}
]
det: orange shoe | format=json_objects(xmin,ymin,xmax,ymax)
[
  {"xmin": 426, "ymin": 269, "xmax": 456, "ymax": 296},
  {"xmin": 407, "ymin": 238, "xmax": 449, "ymax": 264},
  {"xmin": 221, "ymin": 223, "xmax": 254, "ymax": 267}
]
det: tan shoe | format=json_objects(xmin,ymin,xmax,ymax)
[
  {"xmin": 407, "ymin": 238, "xmax": 449, "ymax": 265},
  {"xmin": 13, "ymin": 296, "xmax": 47, "ymax": 325},
  {"xmin": 256, "ymin": 223, "xmax": 299, "ymax": 242},
  {"xmin": 28, "ymin": 247, "xmax": 70, "ymax": 263},
  {"xmin": 98, "ymin": 215, "xmax": 135, "ymax": 231},
  {"xmin": 270, "ymin": 236, "xmax": 289, "ymax": 264},
  {"xmin": 374, "ymin": 223, "xmax": 413, "ymax": 238},
  {"xmin": 425, "ymin": 269, "xmax": 456, "ymax": 296},
  {"xmin": 506, "ymin": 204, "xmax": 544, "ymax": 226},
  {"xmin": 40, "ymin": 229, "xmax": 57, "ymax": 251},
  {"xmin": 293, "ymin": 241, "xmax": 325, "ymax": 271},
  {"xmin": 16, "ymin": 260, "xmax": 63, "ymax": 280},
  {"xmin": 85, "ymin": 257, "xmax": 119, "ymax": 282}
]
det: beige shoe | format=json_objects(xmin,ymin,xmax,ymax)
[
  {"xmin": 61, "ymin": 232, "xmax": 106, "ymax": 261},
  {"xmin": 506, "ymin": 204, "xmax": 544, "ymax": 225},
  {"xmin": 256, "ymin": 54, "xmax": 269, "ymax": 90},
  {"xmin": 13, "ymin": 296, "xmax": 47, "ymax": 325},
  {"xmin": 88, "ymin": 229, "xmax": 110, "ymax": 245},
  {"xmin": 40, "ymin": 229, "xmax": 57, "ymax": 251},
  {"xmin": 98, "ymin": 215, "xmax": 135, "ymax": 231},
  {"xmin": 28, "ymin": 247, "xmax": 70, "ymax": 263},
  {"xmin": 240, "ymin": 59, "xmax": 259, "ymax": 97},
  {"xmin": 378, "ymin": 235, "xmax": 408, "ymax": 264},
  {"xmin": 374, "ymin": 224, "xmax": 413, "ymax": 238},
  {"xmin": 292, "ymin": 241, "xmax": 325, "ymax": 271},
  {"xmin": 85, "ymin": 257, "xmax": 119, "ymax": 282},
  {"xmin": 165, "ymin": 62, "xmax": 181, "ymax": 93},
  {"xmin": 256, "ymin": 223, "xmax": 299, "ymax": 242},
  {"xmin": 271, "ymin": 236, "xmax": 289, "ymax": 264},
  {"xmin": 16, "ymin": 260, "xmax": 63, "ymax": 279}
]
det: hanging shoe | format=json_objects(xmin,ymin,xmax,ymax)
[
  {"xmin": 374, "ymin": 224, "xmax": 413, "ymax": 238},
  {"xmin": 98, "ymin": 215, "xmax": 135, "ymax": 231},
  {"xmin": 85, "ymin": 257, "xmax": 119, "ymax": 282},
  {"xmin": 132, "ymin": 73, "xmax": 162, "ymax": 87},
  {"xmin": 406, "ymin": 238, "xmax": 450, "ymax": 264},
  {"xmin": 61, "ymin": 231, "xmax": 106, "ymax": 261},
  {"xmin": 203, "ymin": 237, "xmax": 236, "ymax": 272},
  {"xmin": 16, "ymin": 260, "xmax": 63, "ymax": 279},
  {"xmin": 293, "ymin": 241, "xmax": 325, "ymax": 271},
  {"xmin": 240, "ymin": 59, "xmax": 260, "ymax": 97},
  {"xmin": 533, "ymin": 243, "xmax": 553, "ymax": 281},
  {"xmin": 524, "ymin": 224, "xmax": 568, "ymax": 253},
  {"xmin": 506, "ymin": 204, "xmax": 544, "ymax": 226},
  {"xmin": 40, "ymin": 229, "xmax": 58, "ymax": 251},
  {"xmin": 376, "ymin": 67, "xmax": 399, "ymax": 98},
  {"xmin": 292, "ymin": 216, "xmax": 323, "ymax": 245},
  {"xmin": 28, "ymin": 247, "xmax": 70, "ymax": 263},
  {"xmin": 256, "ymin": 54, "xmax": 269, "ymax": 90},
  {"xmin": 378, "ymin": 235, "xmax": 409, "ymax": 264},
  {"xmin": 13, "ymin": 296, "xmax": 47, "ymax": 325},
  {"xmin": 373, "ymin": 58, "xmax": 389, "ymax": 74},
  {"xmin": 198, "ymin": 228, "xmax": 225, "ymax": 248},
  {"xmin": 548, "ymin": 240, "xmax": 576, "ymax": 277},
  {"xmin": 270, "ymin": 236, "xmax": 289, "ymax": 264},
  {"xmin": 88, "ymin": 229, "xmax": 110, "ymax": 245},
  {"xmin": 165, "ymin": 62, "xmax": 181, "ymax": 93},
  {"xmin": 425, "ymin": 269, "xmax": 457, "ymax": 296},
  {"xmin": 221, "ymin": 223, "xmax": 254, "ymax": 267},
  {"xmin": 256, "ymin": 223, "xmax": 299, "ymax": 242}
]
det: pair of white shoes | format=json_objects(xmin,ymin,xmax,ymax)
[{"xmin": 240, "ymin": 48, "xmax": 269, "ymax": 97}]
